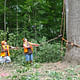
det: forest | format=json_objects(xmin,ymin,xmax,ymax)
[{"xmin": 0, "ymin": 0, "xmax": 80, "ymax": 80}]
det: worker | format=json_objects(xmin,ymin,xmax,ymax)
[
  {"xmin": 23, "ymin": 38, "xmax": 39, "ymax": 64},
  {"xmin": 0, "ymin": 40, "xmax": 18, "ymax": 63}
]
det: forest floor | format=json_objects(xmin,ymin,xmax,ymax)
[{"xmin": 0, "ymin": 61, "xmax": 80, "ymax": 80}]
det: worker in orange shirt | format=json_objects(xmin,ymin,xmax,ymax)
[
  {"xmin": 0, "ymin": 40, "xmax": 17, "ymax": 63},
  {"xmin": 23, "ymin": 38, "xmax": 39, "ymax": 64}
]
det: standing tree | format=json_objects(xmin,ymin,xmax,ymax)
[
  {"xmin": 65, "ymin": 0, "xmax": 80, "ymax": 64},
  {"xmin": 4, "ymin": 0, "xmax": 6, "ymax": 32}
]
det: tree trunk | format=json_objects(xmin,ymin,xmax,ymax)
[
  {"xmin": 4, "ymin": 0, "xmax": 6, "ymax": 32},
  {"xmin": 16, "ymin": 1, "xmax": 19, "ymax": 46},
  {"xmin": 65, "ymin": 0, "xmax": 80, "ymax": 64}
]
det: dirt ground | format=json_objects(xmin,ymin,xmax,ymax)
[{"xmin": 0, "ymin": 61, "xmax": 79, "ymax": 80}]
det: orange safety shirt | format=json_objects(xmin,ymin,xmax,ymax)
[
  {"xmin": 23, "ymin": 42, "xmax": 33, "ymax": 53},
  {"xmin": 0, "ymin": 45, "xmax": 10, "ymax": 56}
]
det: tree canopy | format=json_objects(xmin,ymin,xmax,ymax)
[{"xmin": 0, "ymin": 0, "xmax": 63, "ymax": 40}]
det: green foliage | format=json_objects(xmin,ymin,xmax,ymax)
[
  {"xmin": 8, "ymin": 35, "xmax": 65, "ymax": 64},
  {"xmin": 48, "ymin": 71, "xmax": 63, "ymax": 79},
  {"xmin": 0, "ymin": 0, "xmax": 63, "ymax": 39},
  {"xmin": 48, "ymin": 69, "xmax": 80, "ymax": 80},
  {"xmin": 7, "ymin": 64, "xmax": 80, "ymax": 80},
  {"xmin": 0, "ymin": 30, "xmax": 65, "ymax": 64},
  {"xmin": 9, "ymin": 73, "xmax": 40, "ymax": 80},
  {"xmin": 0, "ymin": 0, "xmax": 65, "ymax": 64},
  {"xmin": 33, "ymin": 63, "xmax": 41, "ymax": 68},
  {"xmin": 34, "ymin": 36, "xmax": 65, "ymax": 62},
  {"xmin": 7, "ymin": 64, "xmax": 40, "ymax": 80},
  {"xmin": 0, "ymin": 30, "xmax": 7, "ymax": 41},
  {"xmin": 16, "ymin": 67, "xmax": 29, "ymax": 73}
]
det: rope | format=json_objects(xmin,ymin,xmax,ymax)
[
  {"xmin": 39, "ymin": 34, "xmax": 62, "ymax": 46},
  {"xmin": 47, "ymin": 34, "xmax": 62, "ymax": 43},
  {"xmin": 60, "ymin": 0, "xmax": 66, "ymax": 50},
  {"xmin": 62, "ymin": 37, "xmax": 80, "ymax": 48},
  {"xmin": 60, "ymin": 1, "xmax": 64, "ymax": 35},
  {"xmin": 15, "ymin": 34, "xmax": 62, "ymax": 49}
]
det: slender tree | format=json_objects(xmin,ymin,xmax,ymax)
[
  {"xmin": 4, "ymin": 0, "xmax": 6, "ymax": 32},
  {"xmin": 16, "ymin": 0, "xmax": 19, "ymax": 46}
]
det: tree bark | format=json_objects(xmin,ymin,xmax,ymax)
[
  {"xmin": 4, "ymin": 0, "xmax": 6, "ymax": 32},
  {"xmin": 65, "ymin": 0, "xmax": 80, "ymax": 64}
]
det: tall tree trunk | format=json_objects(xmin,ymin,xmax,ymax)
[
  {"xmin": 4, "ymin": 0, "xmax": 7, "ymax": 40},
  {"xmin": 4, "ymin": 0, "xmax": 6, "ymax": 32},
  {"xmin": 16, "ymin": 1, "xmax": 19, "ymax": 46},
  {"xmin": 65, "ymin": 0, "xmax": 80, "ymax": 64}
]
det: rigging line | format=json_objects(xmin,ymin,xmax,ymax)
[
  {"xmin": 47, "ymin": 34, "xmax": 62, "ymax": 43},
  {"xmin": 61, "ymin": 0, "xmax": 65, "ymax": 50},
  {"xmin": 63, "ymin": 0, "xmax": 66, "ymax": 38},
  {"xmin": 39, "ymin": 34, "xmax": 62, "ymax": 46},
  {"xmin": 62, "ymin": 37, "xmax": 80, "ymax": 48},
  {"xmin": 60, "ymin": 0, "xmax": 64, "ymax": 35},
  {"xmin": 14, "ymin": 34, "xmax": 62, "ymax": 49}
]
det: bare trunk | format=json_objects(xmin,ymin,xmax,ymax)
[
  {"xmin": 16, "ymin": 2, "xmax": 19, "ymax": 46},
  {"xmin": 4, "ymin": 0, "xmax": 7, "ymax": 40},
  {"xmin": 4, "ymin": 0, "xmax": 6, "ymax": 32},
  {"xmin": 65, "ymin": 0, "xmax": 80, "ymax": 64}
]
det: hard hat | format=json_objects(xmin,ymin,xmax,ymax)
[
  {"xmin": 1, "ymin": 41, "xmax": 6, "ymax": 45},
  {"xmin": 22, "ymin": 38, "xmax": 27, "ymax": 42}
]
